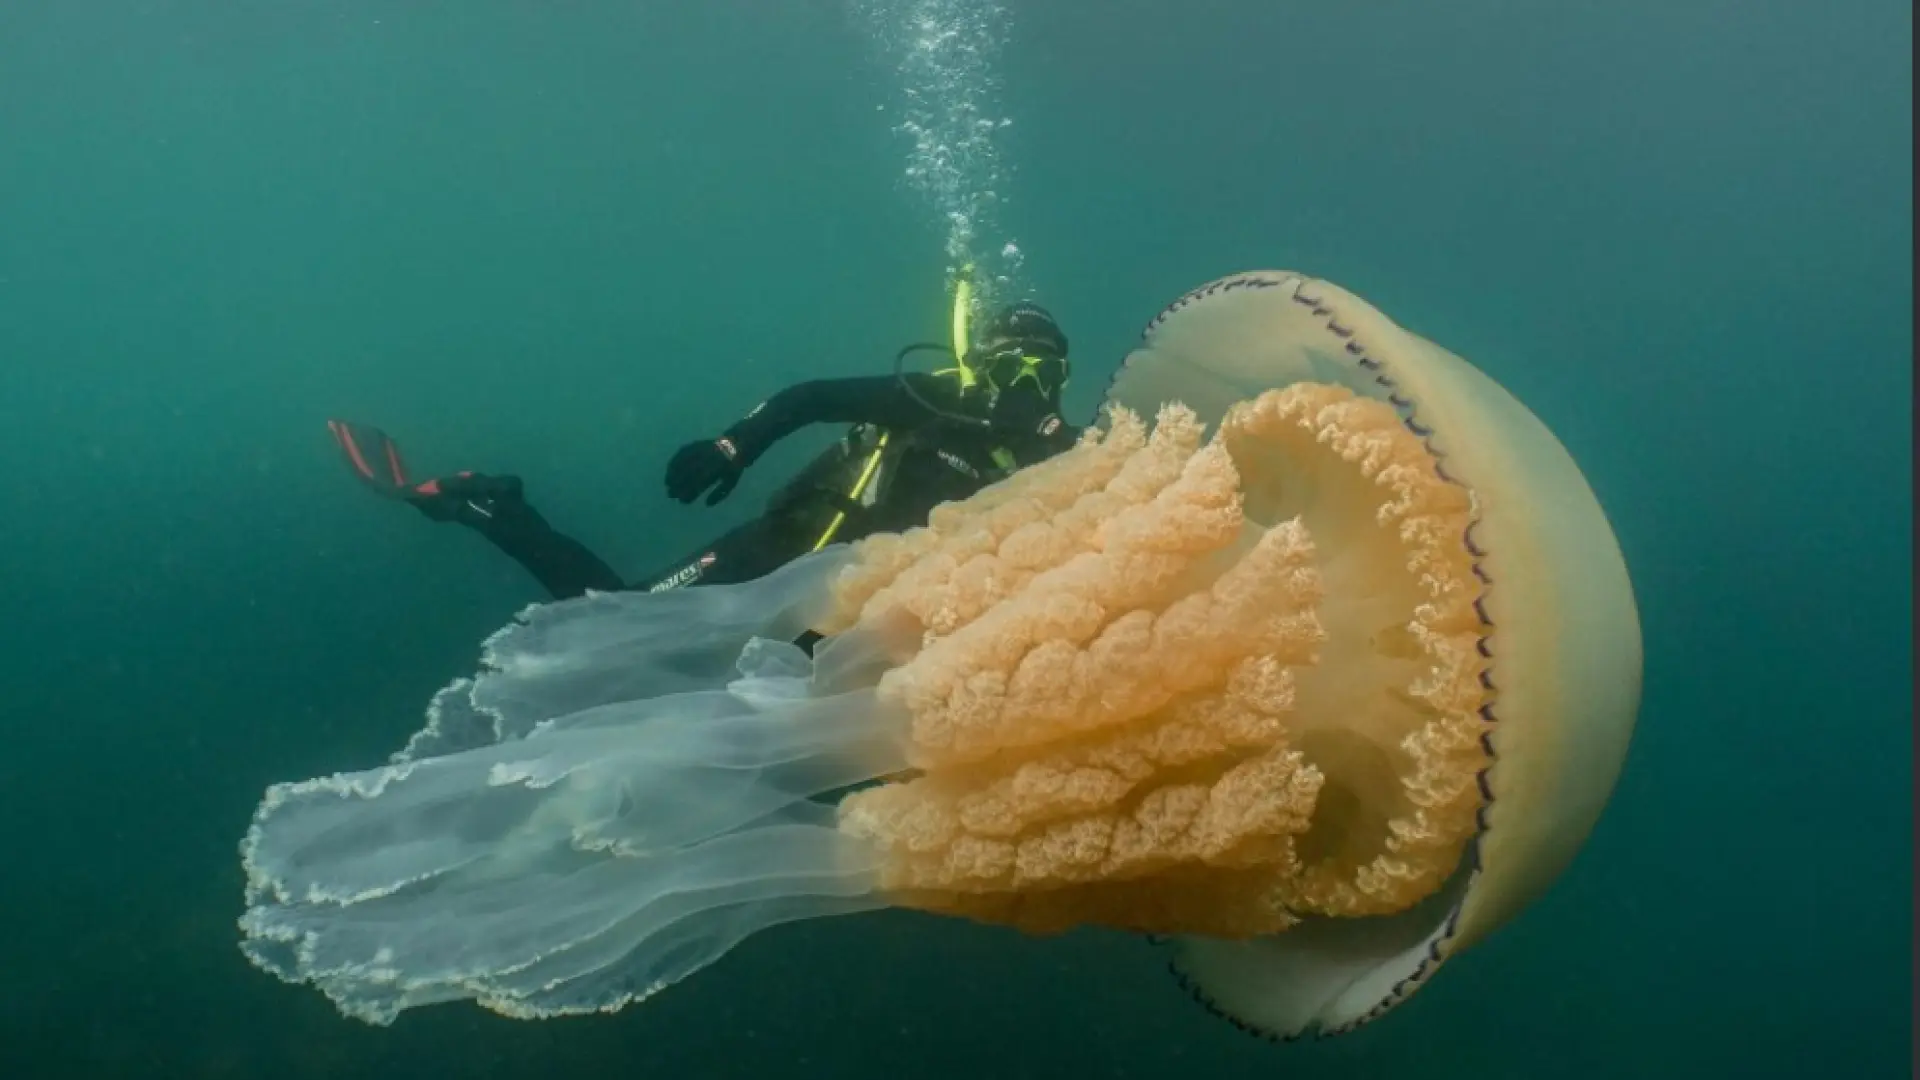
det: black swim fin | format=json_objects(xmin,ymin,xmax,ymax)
[{"xmin": 327, "ymin": 418, "xmax": 413, "ymax": 498}]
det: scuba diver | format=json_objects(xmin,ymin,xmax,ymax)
[{"xmin": 328, "ymin": 290, "xmax": 1082, "ymax": 602}]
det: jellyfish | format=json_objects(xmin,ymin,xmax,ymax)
[{"xmin": 238, "ymin": 270, "xmax": 1642, "ymax": 1039}]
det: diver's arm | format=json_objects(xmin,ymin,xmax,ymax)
[{"xmin": 719, "ymin": 374, "xmax": 959, "ymax": 465}]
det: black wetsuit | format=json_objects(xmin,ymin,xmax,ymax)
[{"xmin": 452, "ymin": 372, "xmax": 1079, "ymax": 602}]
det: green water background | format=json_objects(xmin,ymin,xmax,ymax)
[{"xmin": 0, "ymin": 2, "xmax": 1909, "ymax": 1077}]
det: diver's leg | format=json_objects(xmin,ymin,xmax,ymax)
[
  {"xmin": 633, "ymin": 515, "xmax": 827, "ymax": 656},
  {"xmin": 432, "ymin": 477, "xmax": 624, "ymax": 601},
  {"xmin": 631, "ymin": 513, "xmax": 808, "ymax": 594},
  {"xmin": 327, "ymin": 419, "xmax": 621, "ymax": 601}
]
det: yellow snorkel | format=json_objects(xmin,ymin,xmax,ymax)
[
  {"xmin": 950, "ymin": 270, "xmax": 1022, "ymax": 472},
  {"xmin": 816, "ymin": 272, "xmax": 987, "ymax": 552},
  {"xmin": 889, "ymin": 268, "xmax": 1003, "ymax": 429},
  {"xmin": 949, "ymin": 269, "xmax": 978, "ymax": 389}
]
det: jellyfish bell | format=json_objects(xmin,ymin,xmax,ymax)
[
  {"xmin": 236, "ymin": 271, "xmax": 1640, "ymax": 1040},
  {"xmin": 1103, "ymin": 271, "xmax": 1643, "ymax": 1036}
]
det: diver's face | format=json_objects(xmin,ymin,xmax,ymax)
[{"xmin": 979, "ymin": 342, "xmax": 1069, "ymax": 405}]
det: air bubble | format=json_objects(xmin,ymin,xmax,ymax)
[{"xmin": 852, "ymin": 0, "xmax": 1029, "ymax": 307}]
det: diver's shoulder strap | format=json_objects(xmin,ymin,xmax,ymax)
[{"xmin": 806, "ymin": 423, "xmax": 902, "ymax": 551}]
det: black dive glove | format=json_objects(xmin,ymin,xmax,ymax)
[
  {"xmin": 403, "ymin": 471, "xmax": 526, "ymax": 526},
  {"xmin": 665, "ymin": 437, "xmax": 745, "ymax": 506}
]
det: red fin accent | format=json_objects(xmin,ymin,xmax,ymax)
[{"xmin": 328, "ymin": 420, "xmax": 378, "ymax": 481}]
